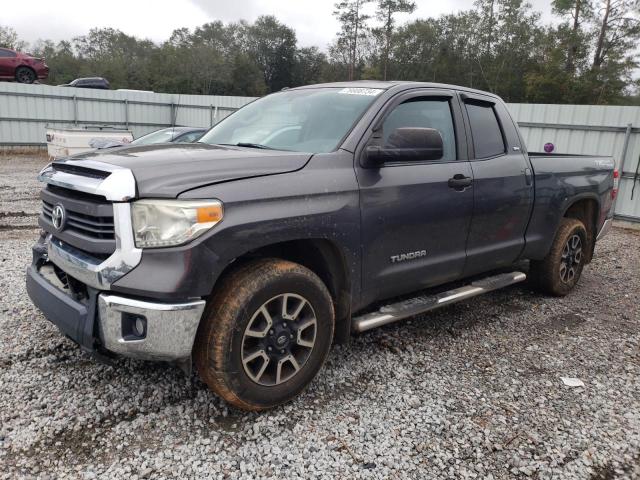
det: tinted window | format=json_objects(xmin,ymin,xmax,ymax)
[
  {"xmin": 0, "ymin": 49, "xmax": 16, "ymax": 58},
  {"xmin": 382, "ymin": 98, "xmax": 456, "ymax": 161},
  {"xmin": 130, "ymin": 128, "xmax": 177, "ymax": 145},
  {"xmin": 466, "ymin": 102, "xmax": 505, "ymax": 158},
  {"xmin": 174, "ymin": 131, "xmax": 204, "ymax": 143}
]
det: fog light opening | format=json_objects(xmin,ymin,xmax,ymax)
[
  {"xmin": 134, "ymin": 317, "xmax": 145, "ymax": 337},
  {"xmin": 122, "ymin": 312, "xmax": 147, "ymax": 341}
]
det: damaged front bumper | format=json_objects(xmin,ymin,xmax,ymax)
[{"xmin": 26, "ymin": 236, "xmax": 205, "ymax": 362}]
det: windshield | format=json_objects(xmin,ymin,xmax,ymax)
[
  {"xmin": 131, "ymin": 128, "xmax": 177, "ymax": 146},
  {"xmin": 199, "ymin": 87, "xmax": 384, "ymax": 153}
]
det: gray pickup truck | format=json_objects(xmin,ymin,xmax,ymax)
[{"xmin": 27, "ymin": 81, "xmax": 617, "ymax": 410}]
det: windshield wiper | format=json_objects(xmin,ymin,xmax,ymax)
[{"xmin": 220, "ymin": 142, "xmax": 276, "ymax": 150}]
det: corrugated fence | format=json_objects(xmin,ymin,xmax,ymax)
[
  {"xmin": 508, "ymin": 103, "xmax": 640, "ymax": 222},
  {"xmin": 0, "ymin": 83, "xmax": 638, "ymax": 221},
  {"xmin": 0, "ymin": 82, "xmax": 254, "ymax": 145}
]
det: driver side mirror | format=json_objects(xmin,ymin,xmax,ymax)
[{"xmin": 363, "ymin": 127, "xmax": 444, "ymax": 167}]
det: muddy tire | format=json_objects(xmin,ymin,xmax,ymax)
[
  {"xmin": 530, "ymin": 218, "xmax": 587, "ymax": 296},
  {"xmin": 194, "ymin": 258, "xmax": 334, "ymax": 411}
]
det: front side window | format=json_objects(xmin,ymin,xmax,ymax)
[
  {"xmin": 465, "ymin": 101, "xmax": 506, "ymax": 159},
  {"xmin": 199, "ymin": 87, "xmax": 383, "ymax": 154},
  {"xmin": 382, "ymin": 98, "xmax": 457, "ymax": 161},
  {"xmin": 0, "ymin": 49, "xmax": 16, "ymax": 58}
]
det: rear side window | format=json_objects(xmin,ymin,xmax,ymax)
[{"xmin": 466, "ymin": 101, "xmax": 505, "ymax": 158}]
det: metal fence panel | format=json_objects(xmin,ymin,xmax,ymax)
[
  {"xmin": 0, "ymin": 82, "xmax": 254, "ymax": 144},
  {"xmin": 507, "ymin": 103, "xmax": 640, "ymax": 221}
]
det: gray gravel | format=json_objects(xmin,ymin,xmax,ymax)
[{"xmin": 1, "ymin": 153, "xmax": 639, "ymax": 479}]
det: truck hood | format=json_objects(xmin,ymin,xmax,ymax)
[{"xmin": 58, "ymin": 143, "xmax": 313, "ymax": 198}]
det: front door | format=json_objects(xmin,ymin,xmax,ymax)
[{"xmin": 356, "ymin": 91, "xmax": 474, "ymax": 305}]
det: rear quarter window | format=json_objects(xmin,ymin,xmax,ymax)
[{"xmin": 466, "ymin": 102, "xmax": 506, "ymax": 159}]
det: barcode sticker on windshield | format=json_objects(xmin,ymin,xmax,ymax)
[{"xmin": 338, "ymin": 88, "xmax": 383, "ymax": 96}]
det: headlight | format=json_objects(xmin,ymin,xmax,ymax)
[{"xmin": 131, "ymin": 199, "xmax": 223, "ymax": 248}]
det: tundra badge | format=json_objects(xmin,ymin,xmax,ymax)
[{"xmin": 390, "ymin": 250, "xmax": 427, "ymax": 263}]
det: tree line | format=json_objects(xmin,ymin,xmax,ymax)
[{"xmin": 1, "ymin": 0, "xmax": 639, "ymax": 104}]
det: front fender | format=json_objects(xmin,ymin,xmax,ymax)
[{"xmin": 111, "ymin": 151, "xmax": 362, "ymax": 302}]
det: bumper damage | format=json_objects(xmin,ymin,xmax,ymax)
[{"xmin": 27, "ymin": 240, "xmax": 205, "ymax": 362}]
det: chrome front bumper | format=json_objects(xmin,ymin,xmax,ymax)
[{"xmin": 98, "ymin": 294, "xmax": 205, "ymax": 361}]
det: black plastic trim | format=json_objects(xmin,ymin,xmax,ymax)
[{"xmin": 26, "ymin": 265, "xmax": 98, "ymax": 351}]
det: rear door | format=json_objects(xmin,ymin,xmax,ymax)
[
  {"xmin": 356, "ymin": 89, "xmax": 474, "ymax": 304},
  {"xmin": 460, "ymin": 93, "xmax": 534, "ymax": 276}
]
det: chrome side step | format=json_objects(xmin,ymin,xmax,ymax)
[{"xmin": 352, "ymin": 271, "xmax": 527, "ymax": 333}]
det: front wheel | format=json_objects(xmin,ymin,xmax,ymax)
[
  {"xmin": 530, "ymin": 218, "xmax": 587, "ymax": 296},
  {"xmin": 15, "ymin": 67, "xmax": 36, "ymax": 84},
  {"xmin": 194, "ymin": 258, "xmax": 334, "ymax": 410}
]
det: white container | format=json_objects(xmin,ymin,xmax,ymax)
[{"xmin": 46, "ymin": 126, "xmax": 133, "ymax": 158}]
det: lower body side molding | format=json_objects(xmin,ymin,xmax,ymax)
[{"xmin": 352, "ymin": 271, "xmax": 527, "ymax": 333}]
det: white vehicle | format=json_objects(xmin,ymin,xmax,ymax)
[{"xmin": 45, "ymin": 126, "xmax": 133, "ymax": 158}]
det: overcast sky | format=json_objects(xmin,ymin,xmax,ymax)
[{"xmin": 4, "ymin": 0, "xmax": 555, "ymax": 49}]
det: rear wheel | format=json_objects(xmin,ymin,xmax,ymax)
[
  {"xmin": 15, "ymin": 67, "xmax": 36, "ymax": 84},
  {"xmin": 530, "ymin": 218, "xmax": 587, "ymax": 296},
  {"xmin": 194, "ymin": 258, "xmax": 334, "ymax": 410}
]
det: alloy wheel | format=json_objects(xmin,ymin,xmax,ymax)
[
  {"xmin": 559, "ymin": 234, "xmax": 582, "ymax": 283},
  {"xmin": 241, "ymin": 293, "xmax": 317, "ymax": 386}
]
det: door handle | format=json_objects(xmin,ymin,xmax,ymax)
[
  {"xmin": 523, "ymin": 167, "xmax": 533, "ymax": 186},
  {"xmin": 448, "ymin": 174, "xmax": 473, "ymax": 190}
]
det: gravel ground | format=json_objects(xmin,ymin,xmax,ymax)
[{"xmin": 1, "ymin": 154, "xmax": 639, "ymax": 479}]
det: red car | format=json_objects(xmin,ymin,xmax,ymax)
[{"xmin": 0, "ymin": 47, "xmax": 49, "ymax": 84}]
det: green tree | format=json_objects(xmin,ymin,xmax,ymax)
[
  {"xmin": 375, "ymin": 0, "xmax": 416, "ymax": 80},
  {"xmin": 244, "ymin": 16, "xmax": 297, "ymax": 91},
  {"xmin": 589, "ymin": 0, "xmax": 640, "ymax": 102},
  {"xmin": 552, "ymin": 0, "xmax": 593, "ymax": 72},
  {"xmin": 0, "ymin": 25, "xmax": 27, "ymax": 51},
  {"xmin": 333, "ymin": 0, "xmax": 373, "ymax": 80},
  {"xmin": 292, "ymin": 47, "xmax": 327, "ymax": 86},
  {"xmin": 229, "ymin": 53, "xmax": 268, "ymax": 96},
  {"xmin": 30, "ymin": 39, "xmax": 82, "ymax": 85}
]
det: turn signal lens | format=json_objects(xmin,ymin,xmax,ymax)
[
  {"xmin": 612, "ymin": 169, "xmax": 619, "ymax": 199},
  {"xmin": 197, "ymin": 205, "xmax": 223, "ymax": 224}
]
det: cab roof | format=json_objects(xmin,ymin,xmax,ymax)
[{"xmin": 293, "ymin": 80, "xmax": 501, "ymax": 101}]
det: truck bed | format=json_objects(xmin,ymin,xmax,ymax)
[{"xmin": 522, "ymin": 152, "xmax": 615, "ymax": 260}]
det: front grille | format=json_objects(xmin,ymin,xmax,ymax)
[
  {"xmin": 46, "ymin": 184, "xmax": 107, "ymax": 202},
  {"xmin": 39, "ymin": 185, "xmax": 117, "ymax": 255},
  {"xmin": 42, "ymin": 200, "xmax": 115, "ymax": 240}
]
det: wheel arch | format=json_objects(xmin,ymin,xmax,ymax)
[
  {"xmin": 16, "ymin": 64, "xmax": 36, "ymax": 75},
  {"xmin": 213, "ymin": 238, "xmax": 353, "ymax": 345},
  {"xmin": 562, "ymin": 195, "xmax": 599, "ymax": 263}
]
